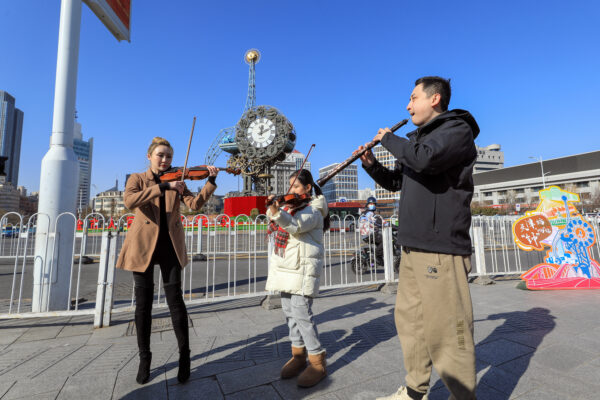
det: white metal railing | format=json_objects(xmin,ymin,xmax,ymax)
[{"xmin": 3, "ymin": 211, "xmax": 598, "ymax": 323}]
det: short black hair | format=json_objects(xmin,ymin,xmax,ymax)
[{"xmin": 415, "ymin": 76, "xmax": 451, "ymax": 111}]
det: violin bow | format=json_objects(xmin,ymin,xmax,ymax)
[
  {"xmin": 181, "ymin": 116, "xmax": 196, "ymax": 183},
  {"xmin": 286, "ymin": 144, "xmax": 316, "ymax": 195}
]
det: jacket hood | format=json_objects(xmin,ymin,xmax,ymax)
[
  {"xmin": 409, "ymin": 109, "xmax": 480, "ymax": 140},
  {"xmin": 311, "ymin": 194, "xmax": 329, "ymax": 217}
]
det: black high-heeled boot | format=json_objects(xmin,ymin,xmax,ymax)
[
  {"xmin": 136, "ymin": 351, "xmax": 152, "ymax": 384},
  {"xmin": 134, "ymin": 285, "xmax": 154, "ymax": 384},
  {"xmin": 163, "ymin": 283, "xmax": 190, "ymax": 383}
]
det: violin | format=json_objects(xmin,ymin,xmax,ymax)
[
  {"xmin": 159, "ymin": 166, "xmax": 241, "ymax": 182},
  {"xmin": 266, "ymin": 193, "xmax": 312, "ymax": 208}
]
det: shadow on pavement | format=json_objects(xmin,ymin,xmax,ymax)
[{"xmin": 429, "ymin": 307, "xmax": 555, "ymax": 399}]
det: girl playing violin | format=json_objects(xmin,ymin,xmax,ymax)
[
  {"xmin": 115, "ymin": 137, "xmax": 218, "ymax": 385},
  {"xmin": 266, "ymin": 169, "xmax": 330, "ymax": 388}
]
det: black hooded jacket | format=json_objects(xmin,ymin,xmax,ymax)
[{"xmin": 364, "ymin": 109, "xmax": 480, "ymax": 255}]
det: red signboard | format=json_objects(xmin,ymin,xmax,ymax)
[
  {"xmin": 223, "ymin": 196, "xmax": 267, "ymax": 217},
  {"xmin": 84, "ymin": 0, "xmax": 131, "ymax": 41},
  {"xmin": 106, "ymin": 0, "xmax": 130, "ymax": 30}
]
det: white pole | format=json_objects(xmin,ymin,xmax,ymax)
[
  {"xmin": 33, "ymin": 0, "xmax": 82, "ymax": 312},
  {"xmin": 539, "ymin": 156, "xmax": 546, "ymax": 188}
]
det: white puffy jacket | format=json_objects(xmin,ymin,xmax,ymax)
[{"xmin": 265, "ymin": 195, "xmax": 328, "ymax": 297}]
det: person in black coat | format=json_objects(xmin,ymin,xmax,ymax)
[{"xmin": 358, "ymin": 77, "xmax": 479, "ymax": 400}]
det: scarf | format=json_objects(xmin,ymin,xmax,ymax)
[{"xmin": 267, "ymin": 199, "xmax": 310, "ymax": 257}]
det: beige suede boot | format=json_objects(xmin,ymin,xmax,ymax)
[
  {"xmin": 297, "ymin": 351, "xmax": 327, "ymax": 388},
  {"xmin": 280, "ymin": 346, "xmax": 307, "ymax": 379}
]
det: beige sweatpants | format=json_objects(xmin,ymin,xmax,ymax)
[{"xmin": 395, "ymin": 248, "xmax": 476, "ymax": 399}]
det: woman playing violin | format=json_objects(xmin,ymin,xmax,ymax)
[
  {"xmin": 115, "ymin": 137, "xmax": 218, "ymax": 385},
  {"xmin": 266, "ymin": 169, "xmax": 330, "ymax": 388}
]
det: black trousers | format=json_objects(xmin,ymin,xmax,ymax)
[{"xmin": 133, "ymin": 235, "xmax": 189, "ymax": 354}]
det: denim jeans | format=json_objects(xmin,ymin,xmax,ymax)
[{"xmin": 280, "ymin": 292, "xmax": 324, "ymax": 355}]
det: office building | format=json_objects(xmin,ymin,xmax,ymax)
[
  {"xmin": 474, "ymin": 144, "xmax": 504, "ymax": 173},
  {"xmin": 358, "ymin": 187, "xmax": 376, "ymax": 200},
  {"xmin": 73, "ymin": 121, "xmax": 94, "ymax": 211},
  {"xmin": 473, "ymin": 151, "xmax": 600, "ymax": 210},
  {"xmin": 372, "ymin": 144, "xmax": 401, "ymax": 200},
  {"xmin": 318, "ymin": 163, "xmax": 358, "ymax": 203},
  {"xmin": 0, "ymin": 175, "xmax": 19, "ymax": 213},
  {"xmin": 92, "ymin": 180, "xmax": 125, "ymax": 216},
  {"xmin": 0, "ymin": 91, "xmax": 24, "ymax": 186},
  {"xmin": 270, "ymin": 150, "xmax": 310, "ymax": 194}
]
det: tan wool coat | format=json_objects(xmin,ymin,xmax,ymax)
[{"xmin": 115, "ymin": 169, "xmax": 216, "ymax": 272}]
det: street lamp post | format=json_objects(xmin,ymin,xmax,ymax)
[{"xmin": 529, "ymin": 155, "xmax": 547, "ymax": 188}]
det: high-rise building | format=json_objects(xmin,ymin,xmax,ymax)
[
  {"xmin": 318, "ymin": 163, "xmax": 358, "ymax": 203},
  {"xmin": 270, "ymin": 150, "xmax": 311, "ymax": 194},
  {"xmin": 73, "ymin": 121, "xmax": 94, "ymax": 211},
  {"xmin": 0, "ymin": 175, "xmax": 19, "ymax": 213},
  {"xmin": 474, "ymin": 144, "xmax": 504, "ymax": 173},
  {"xmin": 358, "ymin": 187, "xmax": 376, "ymax": 200},
  {"xmin": 373, "ymin": 144, "xmax": 401, "ymax": 201},
  {"xmin": 0, "ymin": 91, "xmax": 24, "ymax": 186}
]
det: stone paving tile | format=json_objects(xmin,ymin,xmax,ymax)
[
  {"xmin": 167, "ymin": 376, "xmax": 224, "ymax": 399},
  {"xmin": 520, "ymin": 369, "xmax": 600, "ymax": 399},
  {"xmin": 513, "ymin": 387, "xmax": 564, "ymax": 399},
  {"xmin": 55, "ymin": 323, "xmax": 93, "ymax": 338},
  {"xmin": 188, "ymin": 360, "xmax": 256, "ymax": 380},
  {"xmin": 564, "ymin": 361, "xmax": 600, "ymax": 387},
  {"xmin": 34, "ymin": 344, "xmax": 110, "ymax": 380},
  {"xmin": 0, "ymin": 380, "xmax": 16, "ymax": 398},
  {"xmin": 225, "ymin": 384, "xmax": 283, "ymax": 400},
  {"xmin": 14, "ymin": 325, "xmax": 62, "ymax": 343},
  {"xmin": 0, "ymin": 346, "xmax": 48, "ymax": 377},
  {"xmin": 529, "ymin": 343, "xmax": 598, "ymax": 372},
  {"xmin": 477, "ymin": 364, "xmax": 540, "ymax": 398},
  {"xmin": 475, "ymin": 338, "xmax": 535, "ymax": 366},
  {"xmin": 217, "ymin": 358, "xmax": 282, "ymax": 394},
  {"xmin": 76, "ymin": 344, "xmax": 137, "ymax": 378},
  {"xmin": 205, "ymin": 335, "xmax": 248, "ymax": 363},
  {"xmin": 57, "ymin": 374, "xmax": 117, "ymax": 400},
  {"xmin": 0, "ymin": 328, "xmax": 27, "ymax": 345},
  {"xmin": 85, "ymin": 324, "xmax": 129, "ymax": 345},
  {"xmin": 193, "ymin": 315, "xmax": 234, "ymax": 337},
  {"xmin": 2, "ymin": 342, "xmax": 83, "ymax": 380},
  {"xmin": 7, "ymin": 389, "xmax": 61, "ymax": 400},
  {"xmin": 2, "ymin": 376, "xmax": 68, "ymax": 400},
  {"xmin": 326, "ymin": 371, "xmax": 403, "ymax": 400}
]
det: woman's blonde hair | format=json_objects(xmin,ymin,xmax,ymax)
[{"xmin": 147, "ymin": 137, "xmax": 173, "ymax": 156}]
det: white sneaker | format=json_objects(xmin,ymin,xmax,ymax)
[{"xmin": 375, "ymin": 386, "xmax": 428, "ymax": 400}]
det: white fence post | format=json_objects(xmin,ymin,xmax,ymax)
[
  {"xmin": 473, "ymin": 226, "xmax": 486, "ymax": 276},
  {"xmin": 382, "ymin": 225, "xmax": 394, "ymax": 282},
  {"xmin": 94, "ymin": 231, "xmax": 117, "ymax": 328}
]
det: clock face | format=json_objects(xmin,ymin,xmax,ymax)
[{"xmin": 247, "ymin": 117, "xmax": 276, "ymax": 148}]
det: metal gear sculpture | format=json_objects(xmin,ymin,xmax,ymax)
[{"xmin": 227, "ymin": 105, "xmax": 296, "ymax": 176}]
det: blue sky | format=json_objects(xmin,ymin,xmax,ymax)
[{"xmin": 1, "ymin": 0, "xmax": 599, "ymax": 197}]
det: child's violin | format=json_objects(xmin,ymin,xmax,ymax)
[
  {"xmin": 159, "ymin": 166, "xmax": 241, "ymax": 182},
  {"xmin": 266, "ymin": 193, "xmax": 312, "ymax": 207}
]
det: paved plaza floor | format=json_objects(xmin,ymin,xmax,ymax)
[{"xmin": 1, "ymin": 280, "xmax": 600, "ymax": 399}]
